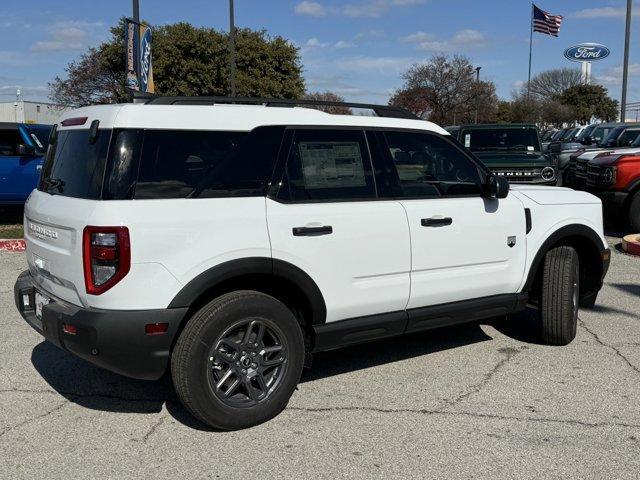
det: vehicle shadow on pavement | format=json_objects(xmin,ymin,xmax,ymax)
[
  {"xmin": 301, "ymin": 323, "xmax": 493, "ymax": 383},
  {"xmin": 487, "ymin": 308, "xmax": 546, "ymax": 345},
  {"xmin": 30, "ymin": 323, "xmax": 496, "ymax": 431}
]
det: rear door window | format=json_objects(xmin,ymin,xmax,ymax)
[
  {"xmin": 39, "ymin": 129, "xmax": 111, "ymax": 199},
  {"xmin": 276, "ymin": 129, "xmax": 376, "ymax": 202}
]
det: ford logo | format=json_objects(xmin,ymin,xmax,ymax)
[
  {"xmin": 139, "ymin": 27, "xmax": 153, "ymax": 92},
  {"xmin": 564, "ymin": 43, "xmax": 610, "ymax": 62}
]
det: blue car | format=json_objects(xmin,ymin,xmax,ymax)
[{"xmin": 0, "ymin": 123, "xmax": 52, "ymax": 205}]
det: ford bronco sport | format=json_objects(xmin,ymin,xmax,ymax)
[
  {"xmin": 584, "ymin": 150, "xmax": 640, "ymax": 231},
  {"xmin": 15, "ymin": 98, "xmax": 610, "ymax": 430},
  {"xmin": 449, "ymin": 124, "xmax": 557, "ymax": 185}
]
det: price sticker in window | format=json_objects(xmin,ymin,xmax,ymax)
[{"xmin": 464, "ymin": 134, "xmax": 471, "ymax": 148}]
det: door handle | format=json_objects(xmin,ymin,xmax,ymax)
[
  {"xmin": 421, "ymin": 217, "xmax": 452, "ymax": 227},
  {"xmin": 292, "ymin": 226, "xmax": 333, "ymax": 236}
]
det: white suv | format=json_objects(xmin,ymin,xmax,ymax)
[{"xmin": 14, "ymin": 97, "xmax": 610, "ymax": 430}]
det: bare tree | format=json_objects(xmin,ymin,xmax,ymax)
[
  {"xmin": 303, "ymin": 91, "xmax": 351, "ymax": 114},
  {"xmin": 527, "ymin": 68, "xmax": 583, "ymax": 100},
  {"xmin": 389, "ymin": 55, "xmax": 498, "ymax": 125}
]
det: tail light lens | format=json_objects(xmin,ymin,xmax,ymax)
[{"xmin": 83, "ymin": 226, "xmax": 130, "ymax": 295}]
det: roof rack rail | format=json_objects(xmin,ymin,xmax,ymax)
[{"xmin": 140, "ymin": 95, "xmax": 419, "ymax": 120}]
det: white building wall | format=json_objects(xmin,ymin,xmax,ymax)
[{"xmin": 0, "ymin": 101, "xmax": 69, "ymax": 124}]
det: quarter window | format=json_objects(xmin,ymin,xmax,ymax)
[
  {"xmin": 277, "ymin": 129, "xmax": 376, "ymax": 201},
  {"xmin": 134, "ymin": 126, "xmax": 283, "ymax": 199}
]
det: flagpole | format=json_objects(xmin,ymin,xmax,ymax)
[{"xmin": 527, "ymin": 2, "xmax": 533, "ymax": 99}]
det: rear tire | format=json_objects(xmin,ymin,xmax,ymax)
[
  {"xmin": 540, "ymin": 246, "xmax": 580, "ymax": 346},
  {"xmin": 171, "ymin": 290, "xmax": 305, "ymax": 430},
  {"xmin": 628, "ymin": 192, "xmax": 640, "ymax": 233}
]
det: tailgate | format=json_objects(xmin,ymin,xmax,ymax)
[{"xmin": 24, "ymin": 190, "xmax": 97, "ymax": 306}]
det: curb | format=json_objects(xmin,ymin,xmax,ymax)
[
  {"xmin": 622, "ymin": 234, "xmax": 640, "ymax": 257},
  {"xmin": 0, "ymin": 239, "xmax": 26, "ymax": 252}
]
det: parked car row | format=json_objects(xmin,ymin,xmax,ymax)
[{"xmin": 542, "ymin": 122, "xmax": 640, "ymax": 231}]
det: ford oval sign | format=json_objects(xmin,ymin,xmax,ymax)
[{"xmin": 564, "ymin": 43, "xmax": 610, "ymax": 62}]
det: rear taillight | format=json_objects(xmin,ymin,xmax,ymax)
[{"xmin": 83, "ymin": 226, "xmax": 130, "ymax": 295}]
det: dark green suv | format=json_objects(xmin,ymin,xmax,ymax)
[{"xmin": 449, "ymin": 124, "xmax": 557, "ymax": 185}]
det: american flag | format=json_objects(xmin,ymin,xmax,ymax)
[{"xmin": 532, "ymin": 4, "xmax": 563, "ymax": 37}]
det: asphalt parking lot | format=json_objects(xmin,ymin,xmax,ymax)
[{"xmin": 1, "ymin": 236, "xmax": 639, "ymax": 479}]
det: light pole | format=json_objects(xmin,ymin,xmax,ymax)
[
  {"xmin": 229, "ymin": 0, "xmax": 237, "ymax": 97},
  {"xmin": 475, "ymin": 66, "xmax": 482, "ymax": 124},
  {"xmin": 132, "ymin": 0, "xmax": 139, "ymax": 23},
  {"xmin": 621, "ymin": 0, "xmax": 632, "ymax": 122}
]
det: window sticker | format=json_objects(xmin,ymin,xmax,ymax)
[
  {"xmin": 298, "ymin": 141, "xmax": 366, "ymax": 189},
  {"xmin": 464, "ymin": 134, "xmax": 471, "ymax": 148}
]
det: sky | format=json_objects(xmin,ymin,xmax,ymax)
[{"xmin": 0, "ymin": 0, "xmax": 638, "ymax": 106}]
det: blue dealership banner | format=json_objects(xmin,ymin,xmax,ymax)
[{"xmin": 125, "ymin": 18, "xmax": 155, "ymax": 93}]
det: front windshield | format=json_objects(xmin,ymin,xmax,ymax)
[
  {"xmin": 24, "ymin": 125, "xmax": 52, "ymax": 154},
  {"xmin": 541, "ymin": 130, "xmax": 556, "ymax": 142},
  {"xmin": 460, "ymin": 127, "xmax": 541, "ymax": 152},
  {"xmin": 593, "ymin": 126, "xmax": 616, "ymax": 146},
  {"xmin": 576, "ymin": 125, "xmax": 595, "ymax": 142},
  {"xmin": 601, "ymin": 127, "xmax": 624, "ymax": 146}
]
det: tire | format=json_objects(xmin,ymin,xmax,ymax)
[
  {"xmin": 540, "ymin": 246, "xmax": 580, "ymax": 346},
  {"xmin": 171, "ymin": 290, "xmax": 305, "ymax": 430},
  {"xmin": 628, "ymin": 191, "xmax": 640, "ymax": 233}
]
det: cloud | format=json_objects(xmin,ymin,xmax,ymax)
[
  {"xmin": 336, "ymin": 55, "xmax": 417, "ymax": 73},
  {"xmin": 354, "ymin": 30, "xmax": 386, "ymax": 42},
  {"xmin": 0, "ymin": 51, "xmax": 38, "ymax": 66},
  {"xmin": 334, "ymin": 40, "xmax": 356, "ymax": 49},
  {"xmin": 343, "ymin": 0, "xmax": 426, "ymax": 18},
  {"xmin": 572, "ymin": 6, "xmax": 640, "ymax": 19},
  {"xmin": 31, "ymin": 20, "xmax": 104, "ymax": 53},
  {"xmin": 400, "ymin": 31, "xmax": 434, "ymax": 43},
  {"xmin": 406, "ymin": 29, "xmax": 487, "ymax": 52},
  {"xmin": 305, "ymin": 37, "xmax": 330, "ymax": 48},
  {"xmin": 295, "ymin": 1, "xmax": 327, "ymax": 17},
  {"xmin": 0, "ymin": 85, "xmax": 49, "ymax": 97},
  {"xmin": 295, "ymin": 0, "xmax": 425, "ymax": 18},
  {"xmin": 598, "ymin": 64, "xmax": 640, "ymax": 86}
]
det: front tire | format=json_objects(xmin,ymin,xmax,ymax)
[
  {"xmin": 171, "ymin": 291, "xmax": 304, "ymax": 430},
  {"xmin": 540, "ymin": 246, "xmax": 580, "ymax": 345}
]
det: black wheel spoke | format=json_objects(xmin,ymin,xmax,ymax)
[
  {"xmin": 224, "ymin": 378, "xmax": 241, "ymax": 398},
  {"xmin": 216, "ymin": 369, "xmax": 234, "ymax": 390},
  {"xmin": 245, "ymin": 377, "xmax": 258, "ymax": 402},
  {"xmin": 255, "ymin": 372, "xmax": 268, "ymax": 397}
]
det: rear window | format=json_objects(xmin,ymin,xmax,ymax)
[
  {"xmin": 39, "ymin": 129, "xmax": 111, "ymax": 199},
  {"xmin": 39, "ymin": 126, "xmax": 284, "ymax": 200}
]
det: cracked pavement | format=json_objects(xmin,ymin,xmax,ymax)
[{"xmin": 1, "ymin": 238, "xmax": 639, "ymax": 479}]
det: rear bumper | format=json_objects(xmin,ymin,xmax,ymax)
[{"xmin": 14, "ymin": 270, "xmax": 187, "ymax": 380}]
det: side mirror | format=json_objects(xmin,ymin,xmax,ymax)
[
  {"xmin": 16, "ymin": 144, "xmax": 36, "ymax": 156},
  {"xmin": 485, "ymin": 175, "xmax": 509, "ymax": 199}
]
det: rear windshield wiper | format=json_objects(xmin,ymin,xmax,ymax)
[{"xmin": 42, "ymin": 177, "xmax": 66, "ymax": 193}]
